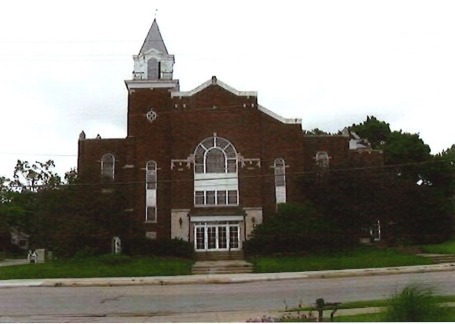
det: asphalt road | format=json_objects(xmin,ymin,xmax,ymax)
[{"xmin": 1, "ymin": 270, "xmax": 454, "ymax": 322}]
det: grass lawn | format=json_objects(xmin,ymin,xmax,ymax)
[
  {"xmin": 250, "ymin": 246, "xmax": 432, "ymax": 273},
  {"xmin": 0, "ymin": 255, "xmax": 193, "ymax": 280},
  {"xmin": 335, "ymin": 307, "xmax": 455, "ymax": 322},
  {"xmin": 282, "ymin": 296, "xmax": 455, "ymax": 322},
  {"xmin": 2, "ymin": 238, "xmax": 454, "ymax": 280},
  {"xmin": 420, "ymin": 237, "xmax": 455, "ymax": 254}
]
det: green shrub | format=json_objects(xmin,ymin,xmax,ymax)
[
  {"xmin": 126, "ymin": 238, "xmax": 194, "ymax": 259},
  {"xmin": 245, "ymin": 202, "xmax": 354, "ymax": 256},
  {"xmin": 72, "ymin": 246, "xmax": 100, "ymax": 259},
  {"xmin": 98, "ymin": 254, "xmax": 132, "ymax": 265},
  {"xmin": 383, "ymin": 285, "xmax": 451, "ymax": 322}
]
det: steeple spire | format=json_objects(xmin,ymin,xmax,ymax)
[
  {"xmin": 138, "ymin": 19, "xmax": 168, "ymax": 55},
  {"xmin": 131, "ymin": 19, "xmax": 175, "ymax": 81}
]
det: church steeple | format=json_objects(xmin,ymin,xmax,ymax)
[
  {"xmin": 131, "ymin": 19, "xmax": 175, "ymax": 81},
  {"xmin": 139, "ymin": 19, "xmax": 168, "ymax": 55}
]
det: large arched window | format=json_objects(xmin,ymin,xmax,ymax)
[
  {"xmin": 145, "ymin": 161, "xmax": 157, "ymax": 222},
  {"xmin": 194, "ymin": 136, "xmax": 238, "ymax": 206},
  {"xmin": 194, "ymin": 136, "xmax": 237, "ymax": 174},
  {"xmin": 101, "ymin": 154, "xmax": 115, "ymax": 180}
]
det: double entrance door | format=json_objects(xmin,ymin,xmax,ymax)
[{"xmin": 194, "ymin": 222, "xmax": 240, "ymax": 251}]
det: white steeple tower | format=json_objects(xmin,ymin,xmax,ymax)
[
  {"xmin": 126, "ymin": 19, "xmax": 179, "ymax": 91},
  {"xmin": 132, "ymin": 19, "xmax": 175, "ymax": 81}
]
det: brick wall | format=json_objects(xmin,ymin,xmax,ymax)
[{"xmin": 78, "ymin": 81, "xmax": 383, "ymax": 240}]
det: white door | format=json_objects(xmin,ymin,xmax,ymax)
[{"xmin": 194, "ymin": 223, "xmax": 241, "ymax": 251}]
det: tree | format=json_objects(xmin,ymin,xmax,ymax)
[
  {"xmin": 244, "ymin": 202, "xmax": 348, "ymax": 256},
  {"xmin": 10, "ymin": 160, "xmax": 62, "ymax": 192},
  {"xmin": 303, "ymin": 128, "xmax": 331, "ymax": 135},
  {"xmin": 303, "ymin": 166, "xmax": 452, "ymax": 245},
  {"xmin": 0, "ymin": 177, "xmax": 11, "ymax": 251},
  {"xmin": 383, "ymin": 285, "xmax": 451, "ymax": 322},
  {"xmin": 350, "ymin": 115, "xmax": 391, "ymax": 149},
  {"xmin": 384, "ymin": 131, "xmax": 431, "ymax": 166},
  {"xmin": 29, "ymin": 176, "xmax": 143, "ymax": 257},
  {"xmin": 300, "ymin": 132, "xmax": 452, "ymax": 245}
]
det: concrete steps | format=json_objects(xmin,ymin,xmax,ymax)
[
  {"xmin": 195, "ymin": 250, "xmax": 245, "ymax": 261},
  {"xmin": 191, "ymin": 260, "xmax": 254, "ymax": 275},
  {"xmin": 417, "ymin": 254, "xmax": 455, "ymax": 264}
]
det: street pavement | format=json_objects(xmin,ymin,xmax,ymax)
[
  {"xmin": 0, "ymin": 259, "xmax": 454, "ymax": 288},
  {"xmin": 1, "ymin": 259, "xmax": 455, "ymax": 322}
]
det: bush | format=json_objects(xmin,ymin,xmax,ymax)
[
  {"xmin": 245, "ymin": 202, "xmax": 354, "ymax": 256},
  {"xmin": 125, "ymin": 237, "xmax": 194, "ymax": 259},
  {"xmin": 383, "ymin": 285, "xmax": 451, "ymax": 322},
  {"xmin": 98, "ymin": 254, "xmax": 132, "ymax": 265}
]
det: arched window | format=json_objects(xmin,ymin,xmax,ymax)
[
  {"xmin": 145, "ymin": 161, "xmax": 157, "ymax": 222},
  {"xmin": 316, "ymin": 151, "xmax": 330, "ymax": 168},
  {"xmin": 194, "ymin": 136, "xmax": 237, "ymax": 174},
  {"xmin": 274, "ymin": 158, "xmax": 286, "ymax": 204},
  {"xmin": 194, "ymin": 135, "xmax": 238, "ymax": 206},
  {"xmin": 146, "ymin": 161, "xmax": 157, "ymax": 189},
  {"xmin": 101, "ymin": 154, "xmax": 115, "ymax": 180},
  {"xmin": 274, "ymin": 158, "xmax": 286, "ymax": 187},
  {"xmin": 206, "ymin": 148, "xmax": 225, "ymax": 173}
]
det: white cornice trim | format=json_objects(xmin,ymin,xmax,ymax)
[
  {"xmin": 191, "ymin": 215, "xmax": 244, "ymax": 222},
  {"xmin": 125, "ymin": 79, "xmax": 180, "ymax": 90},
  {"xmin": 171, "ymin": 77, "xmax": 257, "ymax": 98},
  {"xmin": 258, "ymin": 105, "xmax": 302, "ymax": 125}
]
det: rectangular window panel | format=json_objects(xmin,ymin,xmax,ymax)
[
  {"xmin": 195, "ymin": 191, "xmax": 204, "ymax": 205},
  {"xmin": 206, "ymin": 150, "xmax": 225, "ymax": 173},
  {"xmin": 219, "ymin": 227, "xmax": 227, "ymax": 249},
  {"xmin": 146, "ymin": 171, "xmax": 156, "ymax": 189},
  {"xmin": 195, "ymin": 227, "xmax": 205, "ymax": 250},
  {"xmin": 227, "ymin": 160, "xmax": 236, "ymax": 173},
  {"xmin": 275, "ymin": 175, "xmax": 285, "ymax": 187},
  {"xmin": 276, "ymin": 186, "xmax": 286, "ymax": 204},
  {"xmin": 195, "ymin": 164, "xmax": 204, "ymax": 173},
  {"xmin": 146, "ymin": 189, "xmax": 156, "ymax": 206},
  {"xmin": 207, "ymin": 227, "xmax": 217, "ymax": 249},
  {"xmin": 206, "ymin": 191, "xmax": 216, "ymax": 205},
  {"xmin": 217, "ymin": 190, "xmax": 227, "ymax": 205},
  {"xmin": 146, "ymin": 206, "xmax": 156, "ymax": 222},
  {"xmin": 229, "ymin": 226, "xmax": 239, "ymax": 249},
  {"xmin": 228, "ymin": 190, "xmax": 238, "ymax": 205},
  {"xmin": 101, "ymin": 165, "xmax": 114, "ymax": 179}
]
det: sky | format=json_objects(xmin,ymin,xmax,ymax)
[{"xmin": 0, "ymin": 0, "xmax": 454, "ymax": 179}]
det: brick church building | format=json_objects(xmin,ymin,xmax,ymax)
[{"xmin": 77, "ymin": 19, "xmax": 383, "ymax": 256}]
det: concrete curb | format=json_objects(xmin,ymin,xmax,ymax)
[{"xmin": 1, "ymin": 262, "xmax": 454, "ymax": 288}]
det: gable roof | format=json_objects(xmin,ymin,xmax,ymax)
[
  {"xmin": 171, "ymin": 76, "xmax": 257, "ymax": 98},
  {"xmin": 171, "ymin": 76, "xmax": 301, "ymax": 125},
  {"xmin": 139, "ymin": 19, "xmax": 168, "ymax": 55}
]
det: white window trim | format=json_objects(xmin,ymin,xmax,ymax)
[
  {"xmin": 194, "ymin": 189, "xmax": 239, "ymax": 207},
  {"xmin": 193, "ymin": 135, "xmax": 239, "ymax": 207},
  {"xmin": 145, "ymin": 160, "xmax": 158, "ymax": 223},
  {"xmin": 194, "ymin": 136, "xmax": 237, "ymax": 174},
  {"xmin": 101, "ymin": 153, "xmax": 115, "ymax": 180},
  {"xmin": 315, "ymin": 151, "xmax": 330, "ymax": 168},
  {"xmin": 274, "ymin": 158, "xmax": 287, "ymax": 204}
]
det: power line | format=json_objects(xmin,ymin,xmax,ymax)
[{"xmin": 4, "ymin": 158, "xmax": 452, "ymax": 189}]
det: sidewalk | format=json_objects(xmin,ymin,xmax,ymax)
[
  {"xmin": 0, "ymin": 261, "xmax": 454, "ymax": 288},
  {"xmin": 0, "ymin": 259, "xmax": 29, "ymax": 267}
]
